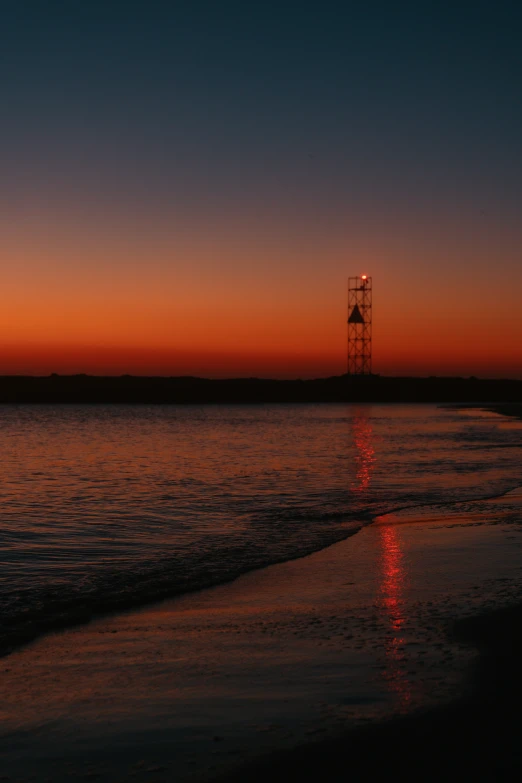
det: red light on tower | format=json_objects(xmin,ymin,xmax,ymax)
[{"xmin": 361, "ymin": 275, "xmax": 367, "ymax": 280}]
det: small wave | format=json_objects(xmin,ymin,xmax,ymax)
[
  {"xmin": 2, "ymin": 402, "xmax": 521, "ymax": 660},
  {"xmin": 0, "ymin": 519, "xmax": 365, "ymax": 659},
  {"xmin": 4, "ymin": 481, "xmax": 522, "ymax": 659},
  {"xmin": 375, "ymin": 482, "xmax": 522, "ymax": 524}
]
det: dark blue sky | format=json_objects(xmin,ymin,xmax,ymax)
[{"xmin": 3, "ymin": 0, "xmax": 521, "ymax": 209}]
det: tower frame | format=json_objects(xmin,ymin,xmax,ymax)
[{"xmin": 347, "ymin": 276, "xmax": 372, "ymax": 375}]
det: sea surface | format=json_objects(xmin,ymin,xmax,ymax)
[{"xmin": 1, "ymin": 403, "xmax": 521, "ymax": 654}]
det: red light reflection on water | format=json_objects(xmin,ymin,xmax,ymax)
[
  {"xmin": 350, "ymin": 412, "xmax": 375, "ymax": 493},
  {"xmin": 378, "ymin": 524, "xmax": 411, "ymax": 706},
  {"xmin": 349, "ymin": 409, "xmax": 410, "ymax": 704}
]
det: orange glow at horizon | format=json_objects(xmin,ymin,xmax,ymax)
[
  {"xmin": 2, "ymin": 0, "xmax": 522, "ymax": 381},
  {"xmin": 1, "ymin": 298, "xmax": 519, "ymax": 378},
  {"xmin": 1, "ymin": 208, "xmax": 521, "ymax": 378}
]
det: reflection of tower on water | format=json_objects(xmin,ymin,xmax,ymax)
[
  {"xmin": 350, "ymin": 409, "xmax": 411, "ymax": 706},
  {"xmin": 349, "ymin": 409, "xmax": 376, "ymax": 493}
]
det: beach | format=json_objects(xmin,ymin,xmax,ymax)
[{"xmin": 2, "ymin": 472, "xmax": 522, "ymax": 781}]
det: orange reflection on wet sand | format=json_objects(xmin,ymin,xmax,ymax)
[{"xmin": 378, "ymin": 524, "xmax": 412, "ymax": 706}]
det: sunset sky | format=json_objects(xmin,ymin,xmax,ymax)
[{"xmin": 2, "ymin": 1, "xmax": 522, "ymax": 378}]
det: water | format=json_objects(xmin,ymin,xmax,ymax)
[{"xmin": 1, "ymin": 403, "xmax": 521, "ymax": 655}]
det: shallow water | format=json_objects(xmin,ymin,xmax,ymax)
[{"xmin": 1, "ymin": 403, "xmax": 521, "ymax": 653}]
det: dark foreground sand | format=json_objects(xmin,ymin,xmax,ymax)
[{"xmin": 218, "ymin": 603, "xmax": 522, "ymax": 781}]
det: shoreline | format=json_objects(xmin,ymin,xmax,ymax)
[
  {"xmin": 1, "ymin": 402, "xmax": 521, "ymax": 780},
  {"xmin": 2, "ymin": 481, "xmax": 522, "ymax": 781},
  {"xmin": 2, "ymin": 400, "xmax": 521, "ymax": 662},
  {"xmin": 4, "ymin": 479, "xmax": 522, "ymax": 663},
  {"xmin": 449, "ymin": 402, "xmax": 522, "ymax": 419},
  {"xmin": 0, "ymin": 522, "xmax": 365, "ymax": 661}
]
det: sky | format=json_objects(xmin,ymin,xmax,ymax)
[{"xmin": 2, "ymin": 0, "xmax": 522, "ymax": 378}]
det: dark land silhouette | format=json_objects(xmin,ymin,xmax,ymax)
[{"xmin": 0, "ymin": 373, "xmax": 522, "ymax": 405}]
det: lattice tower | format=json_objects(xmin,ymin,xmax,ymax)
[{"xmin": 347, "ymin": 275, "xmax": 372, "ymax": 375}]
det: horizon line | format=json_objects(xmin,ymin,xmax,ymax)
[{"xmin": 1, "ymin": 373, "xmax": 521, "ymax": 383}]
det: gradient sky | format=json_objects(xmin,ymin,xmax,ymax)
[{"xmin": 2, "ymin": 1, "xmax": 522, "ymax": 377}]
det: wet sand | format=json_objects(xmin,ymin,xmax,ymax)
[
  {"xmin": 2, "ymin": 485, "xmax": 522, "ymax": 781},
  {"xmin": 219, "ymin": 601, "xmax": 522, "ymax": 782}
]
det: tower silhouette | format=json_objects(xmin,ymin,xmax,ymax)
[{"xmin": 347, "ymin": 276, "xmax": 372, "ymax": 374}]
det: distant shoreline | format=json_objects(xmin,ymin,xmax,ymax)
[{"xmin": 1, "ymin": 374, "xmax": 522, "ymax": 405}]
